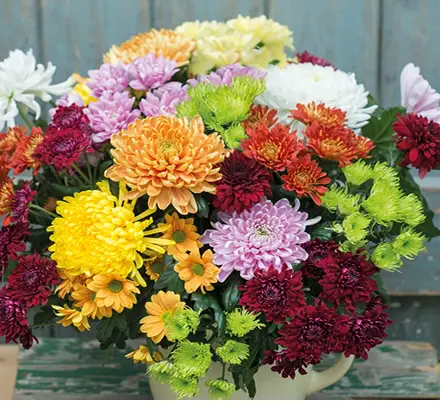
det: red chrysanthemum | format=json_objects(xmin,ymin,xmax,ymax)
[
  {"xmin": 239, "ymin": 265, "xmax": 305, "ymax": 323},
  {"xmin": 393, "ymin": 113, "xmax": 440, "ymax": 179},
  {"xmin": 300, "ymin": 239, "xmax": 340, "ymax": 279},
  {"xmin": 33, "ymin": 126, "xmax": 93, "ymax": 171},
  {"xmin": 276, "ymin": 303, "xmax": 349, "ymax": 365},
  {"xmin": 0, "ymin": 222, "xmax": 29, "ymax": 274},
  {"xmin": 214, "ymin": 150, "xmax": 272, "ymax": 214},
  {"xmin": 343, "ymin": 298, "xmax": 391, "ymax": 360},
  {"xmin": 263, "ymin": 350, "xmax": 309, "ymax": 379},
  {"xmin": 3, "ymin": 183, "xmax": 36, "ymax": 226},
  {"xmin": 290, "ymin": 103, "xmax": 346, "ymax": 127},
  {"xmin": 19, "ymin": 329, "xmax": 39, "ymax": 350},
  {"xmin": 0, "ymin": 291, "xmax": 29, "ymax": 345},
  {"xmin": 50, "ymin": 104, "xmax": 91, "ymax": 135},
  {"xmin": 243, "ymin": 123, "xmax": 305, "ymax": 171},
  {"xmin": 5, "ymin": 253, "xmax": 59, "ymax": 308},
  {"xmin": 242, "ymin": 104, "xmax": 278, "ymax": 130},
  {"xmin": 318, "ymin": 250, "xmax": 379, "ymax": 312},
  {"xmin": 295, "ymin": 51, "xmax": 334, "ymax": 68},
  {"xmin": 281, "ymin": 154, "xmax": 331, "ymax": 205},
  {"xmin": 9, "ymin": 127, "xmax": 44, "ymax": 175}
]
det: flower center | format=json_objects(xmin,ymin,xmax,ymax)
[
  {"xmin": 255, "ymin": 225, "xmax": 270, "ymax": 237},
  {"xmin": 109, "ymin": 280, "xmax": 123, "ymax": 293},
  {"xmin": 192, "ymin": 263, "xmax": 205, "ymax": 276},
  {"xmin": 260, "ymin": 142, "xmax": 279, "ymax": 159},
  {"xmin": 294, "ymin": 171, "xmax": 310, "ymax": 185},
  {"xmin": 172, "ymin": 230, "xmax": 186, "ymax": 243},
  {"xmin": 151, "ymin": 261, "xmax": 164, "ymax": 274}
]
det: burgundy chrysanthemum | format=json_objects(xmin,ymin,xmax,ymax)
[
  {"xmin": 33, "ymin": 126, "xmax": 93, "ymax": 170},
  {"xmin": 300, "ymin": 239, "xmax": 339, "ymax": 279},
  {"xmin": 239, "ymin": 265, "xmax": 305, "ymax": 323},
  {"xmin": 0, "ymin": 222, "xmax": 29, "ymax": 274},
  {"xmin": 343, "ymin": 298, "xmax": 391, "ymax": 360},
  {"xmin": 5, "ymin": 253, "xmax": 59, "ymax": 308},
  {"xmin": 296, "ymin": 51, "xmax": 334, "ymax": 68},
  {"xmin": 318, "ymin": 250, "xmax": 378, "ymax": 312},
  {"xmin": 263, "ymin": 350, "xmax": 309, "ymax": 379},
  {"xmin": 0, "ymin": 292, "xmax": 29, "ymax": 344},
  {"xmin": 50, "ymin": 104, "xmax": 91, "ymax": 135},
  {"xmin": 19, "ymin": 329, "xmax": 39, "ymax": 350},
  {"xmin": 213, "ymin": 150, "xmax": 272, "ymax": 214},
  {"xmin": 393, "ymin": 113, "xmax": 440, "ymax": 178},
  {"xmin": 3, "ymin": 183, "xmax": 36, "ymax": 226},
  {"xmin": 276, "ymin": 303, "xmax": 349, "ymax": 365}
]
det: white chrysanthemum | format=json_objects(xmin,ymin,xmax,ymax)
[
  {"xmin": 0, "ymin": 49, "xmax": 74, "ymax": 130},
  {"xmin": 256, "ymin": 63, "xmax": 377, "ymax": 130}
]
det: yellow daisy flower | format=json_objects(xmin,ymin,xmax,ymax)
[
  {"xmin": 71, "ymin": 284, "xmax": 113, "ymax": 319},
  {"xmin": 139, "ymin": 291, "xmax": 185, "ymax": 343},
  {"xmin": 56, "ymin": 269, "xmax": 86, "ymax": 299},
  {"xmin": 144, "ymin": 255, "xmax": 165, "ymax": 281},
  {"xmin": 125, "ymin": 345, "xmax": 163, "ymax": 364},
  {"xmin": 53, "ymin": 304, "xmax": 91, "ymax": 332}
]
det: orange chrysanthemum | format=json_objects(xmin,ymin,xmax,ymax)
[
  {"xmin": 9, "ymin": 127, "xmax": 44, "ymax": 175},
  {"xmin": 290, "ymin": 102, "xmax": 347, "ymax": 127},
  {"xmin": 242, "ymin": 123, "xmax": 305, "ymax": 171},
  {"xmin": 125, "ymin": 345, "xmax": 163, "ymax": 364},
  {"xmin": 52, "ymin": 304, "xmax": 91, "ymax": 332},
  {"xmin": 104, "ymin": 29, "xmax": 196, "ymax": 66},
  {"xmin": 105, "ymin": 116, "xmax": 225, "ymax": 215},
  {"xmin": 55, "ymin": 269, "xmax": 86, "ymax": 299},
  {"xmin": 281, "ymin": 154, "xmax": 331, "ymax": 206},
  {"xmin": 242, "ymin": 105, "xmax": 278, "ymax": 130},
  {"xmin": 0, "ymin": 176, "xmax": 13, "ymax": 217},
  {"xmin": 71, "ymin": 284, "xmax": 113, "ymax": 320},
  {"xmin": 0, "ymin": 126, "xmax": 25, "ymax": 155}
]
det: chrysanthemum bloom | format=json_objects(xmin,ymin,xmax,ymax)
[
  {"xmin": 139, "ymin": 290, "xmax": 185, "ymax": 343},
  {"xmin": 192, "ymin": 63, "xmax": 266, "ymax": 86},
  {"xmin": 0, "ymin": 222, "xmax": 28, "ymax": 274},
  {"xmin": 343, "ymin": 298, "xmax": 391, "ymax": 360},
  {"xmin": 393, "ymin": 113, "xmax": 440, "ymax": 178},
  {"xmin": 49, "ymin": 104, "xmax": 91, "ymax": 135},
  {"xmin": 139, "ymin": 82, "xmax": 188, "ymax": 117},
  {"xmin": 2, "ymin": 183, "xmax": 36, "ymax": 226},
  {"xmin": 19, "ymin": 329, "xmax": 38, "ymax": 350},
  {"xmin": 104, "ymin": 29, "xmax": 196, "ymax": 66},
  {"xmin": 172, "ymin": 340, "xmax": 212, "ymax": 377},
  {"xmin": 0, "ymin": 292, "xmax": 29, "ymax": 344},
  {"xmin": 282, "ymin": 154, "xmax": 331, "ymax": 205},
  {"xmin": 125, "ymin": 345, "xmax": 163, "ymax": 364},
  {"xmin": 0, "ymin": 174, "xmax": 14, "ymax": 219},
  {"xmin": 9, "ymin": 127, "xmax": 44, "ymax": 175},
  {"xmin": 105, "ymin": 116, "xmax": 225, "ymax": 214},
  {"xmin": 87, "ymin": 274, "xmax": 140, "ymax": 313},
  {"xmin": 322, "ymin": 187, "xmax": 361, "ymax": 215},
  {"xmin": 158, "ymin": 212, "xmax": 201, "ymax": 257},
  {"xmin": 48, "ymin": 181, "xmax": 173, "ymax": 286},
  {"xmin": 239, "ymin": 265, "xmax": 305, "ymax": 323},
  {"xmin": 400, "ymin": 63, "xmax": 440, "ymax": 122},
  {"xmin": 205, "ymin": 379, "xmax": 236, "ymax": 400},
  {"xmin": 295, "ymin": 51, "xmax": 334, "ymax": 68},
  {"xmin": 300, "ymin": 239, "xmax": 340, "ymax": 279},
  {"xmin": 71, "ymin": 285, "xmax": 112, "ymax": 319},
  {"xmin": 84, "ymin": 91, "xmax": 140, "ymax": 144},
  {"xmin": 290, "ymin": 103, "xmax": 346, "ymax": 127},
  {"xmin": 144, "ymin": 255, "xmax": 164, "ymax": 281},
  {"xmin": 213, "ymin": 150, "xmax": 272, "ymax": 214},
  {"xmin": 55, "ymin": 269, "xmax": 85, "ymax": 299},
  {"xmin": 216, "ymin": 340, "xmax": 249, "ymax": 365},
  {"xmin": 174, "ymin": 249, "xmax": 219, "ymax": 294},
  {"xmin": 0, "ymin": 125, "xmax": 25, "ymax": 154},
  {"xmin": 242, "ymin": 104, "xmax": 278, "ymax": 130},
  {"xmin": 393, "ymin": 228, "xmax": 426, "ymax": 259},
  {"xmin": 226, "ymin": 308, "xmax": 264, "ymax": 337},
  {"xmin": 52, "ymin": 304, "xmax": 91, "ymax": 332},
  {"xmin": 5, "ymin": 253, "xmax": 58, "ymax": 308},
  {"xmin": 202, "ymin": 199, "xmax": 317, "ymax": 281},
  {"xmin": 263, "ymin": 349, "xmax": 309, "ymax": 379},
  {"xmin": 242, "ymin": 123, "xmax": 304, "ymax": 171},
  {"xmin": 342, "ymin": 160, "xmax": 374, "ymax": 186},
  {"xmin": 318, "ymin": 250, "xmax": 378, "ymax": 312},
  {"xmin": 371, "ymin": 242, "xmax": 403, "ymax": 272},
  {"xmin": 87, "ymin": 63, "xmax": 130, "ymax": 98}
]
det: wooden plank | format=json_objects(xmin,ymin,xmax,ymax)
[
  {"xmin": 39, "ymin": 0, "xmax": 152, "ymax": 82},
  {"xmin": 380, "ymin": 0, "xmax": 440, "ymax": 106},
  {"xmin": 267, "ymin": 0, "xmax": 380, "ymax": 97}
]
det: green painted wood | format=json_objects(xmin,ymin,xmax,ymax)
[{"xmin": 267, "ymin": 0, "xmax": 380, "ymax": 98}]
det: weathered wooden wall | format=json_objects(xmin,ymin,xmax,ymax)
[{"xmin": 1, "ymin": 0, "xmax": 440, "ymax": 349}]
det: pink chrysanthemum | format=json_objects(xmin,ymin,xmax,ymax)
[
  {"xmin": 3, "ymin": 183, "xmax": 36, "ymax": 226},
  {"xmin": 0, "ymin": 222, "xmax": 28, "ymax": 274},
  {"xmin": 139, "ymin": 82, "xmax": 188, "ymax": 117},
  {"xmin": 88, "ymin": 62, "xmax": 131, "ymax": 98},
  {"xmin": 190, "ymin": 63, "xmax": 266, "ymax": 86},
  {"xmin": 0, "ymin": 291, "xmax": 29, "ymax": 345},
  {"xmin": 84, "ymin": 91, "xmax": 141, "ymax": 143},
  {"xmin": 201, "ymin": 199, "xmax": 317, "ymax": 281}
]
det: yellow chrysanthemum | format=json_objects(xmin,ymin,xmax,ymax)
[
  {"xmin": 71, "ymin": 284, "xmax": 113, "ymax": 319},
  {"xmin": 53, "ymin": 304, "xmax": 91, "ymax": 332},
  {"xmin": 125, "ymin": 345, "xmax": 163, "ymax": 364},
  {"xmin": 176, "ymin": 20, "xmax": 230, "ymax": 39},
  {"xmin": 71, "ymin": 73, "xmax": 97, "ymax": 105},
  {"xmin": 174, "ymin": 249, "xmax": 219, "ymax": 294},
  {"xmin": 87, "ymin": 274, "xmax": 140, "ymax": 313},
  {"xmin": 105, "ymin": 116, "xmax": 225, "ymax": 215},
  {"xmin": 144, "ymin": 255, "xmax": 164, "ymax": 281},
  {"xmin": 48, "ymin": 181, "xmax": 173, "ymax": 286},
  {"xmin": 103, "ymin": 29, "xmax": 196, "ymax": 66},
  {"xmin": 139, "ymin": 291, "xmax": 185, "ymax": 343},
  {"xmin": 55, "ymin": 269, "xmax": 86, "ymax": 299}
]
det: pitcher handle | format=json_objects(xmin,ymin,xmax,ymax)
[{"xmin": 307, "ymin": 354, "xmax": 354, "ymax": 396}]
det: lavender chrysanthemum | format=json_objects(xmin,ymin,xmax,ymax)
[
  {"xmin": 202, "ymin": 199, "xmax": 318, "ymax": 281},
  {"xmin": 139, "ymin": 82, "xmax": 188, "ymax": 117},
  {"xmin": 190, "ymin": 63, "xmax": 266, "ymax": 86},
  {"xmin": 84, "ymin": 91, "xmax": 140, "ymax": 143},
  {"xmin": 128, "ymin": 54, "xmax": 178, "ymax": 91},
  {"xmin": 88, "ymin": 63, "xmax": 130, "ymax": 98}
]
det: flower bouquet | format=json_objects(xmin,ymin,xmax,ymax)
[{"xmin": 1, "ymin": 15, "xmax": 439, "ymax": 400}]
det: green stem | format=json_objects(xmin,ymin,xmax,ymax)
[
  {"xmin": 30, "ymin": 204, "xmax": 57, "ymax": 218},
  {"xmin": 17, "ymin": 104, "xmax": 34, "ymax": 129},
  {"xmin": 70, "ymin": 172, "xmax": 85, "ymax": 186},
  {"xmin": 84, "ymin": 153, "xmax": 93, "ymax": 183},
  {"xmin": 93, "ymin": 160, "xmax": 100, "ymax": 183},
  {"xmin": 221, "ymin": 363, "xmax": 226, "ymax": 380},
  {"xmin": 72, "ymin": 163, "xmax": 90, "ymax": 185},
  {"xmin": 49, "ymin": 165, "xmax": 62, "ymax": 184},
  {"xmin": 64, "ymin": 174, "xmax": 69, "ymax": 187}
]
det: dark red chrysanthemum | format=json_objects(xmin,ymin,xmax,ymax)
[
  {"xmin": 239, "ymin": 265, "xmax": 305, "ymax": 323},
  {"xmin": 296, "ymin": 51, "xmax": 334, "ymax": 68},
  {"xmin": 50, "ymin": 104, "xmax": 91, "ymax": 135},
  {"xmin": 19, "ymin": 329, "xmax": 39, "ymax": 350},
  {"xmin": 276, "ymin": 303, "xmax": 349, "ymax": 365},
  {"xmin": 318, "ymin": 250, "xmax": 379, "ymax": 312},
  {"xmin": 33, "ymin": 126, "xmax": 93, "ymax": 171},
  {"xmin": 0, "ymin": 222, "xmax": 29, "ymax": 275},
  {"xmin": 0, "ymin": 292, "xmax": 29, "ymax": 344},
  {"xmin": 263, "ymin": 350, "xmax": 309, "ymax": 379},
  {"xmin": 393, "ymin": 113, "xmax": 440, "ymax": 179},
  {"xmin": 214, "ymin": 150, "xmax": 272, "ymax": 213},
  {"xmin": 3, "ymin": 183, "xmax": 36, "ymax": 226},
  {"xmin": 300, "ymin": 239, "xmax": 339, "ymax": 279},
  {"xmin": 5, "ymin": 253, "xmax": 59, "ymax": 308},
  {"xmin": 343, "ymin": 298, "xmax": 391, "ymax": 360}
]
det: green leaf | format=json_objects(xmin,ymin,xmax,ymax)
[
  {"xmin": 195, "ymin": 195, "xmax": 210, "ymax": 219},
  {"xmin": 145, "ymin": 336, "xmax": 159, "ymax": 356},
  {"xmin": 27, "ymin": 227, "xmax": 51, "ymax": 253},
  {"xmin": 154, "ymin": 260, "xmax": 185, "ymax": 294},
  {"xmin": 48, "ymin": 183, "xmax": 93, "ymax": 198},
  {"xmin": 221, "ymin": 275, "xmax": 243, "ymax": 313},
  {"xmin": 31, "ymin": 307, "xmax": 56, "ymax": 329},
  {"xmin": 310, "ymin": 223, "xmax": 333, "ymax": 241},
  {"xmin": 191, "ymin": 293, "xmax": 226, "ymax": 338},
  {"xmin": 372, "ymin": 274, "xmax": 391, "ymax": 305},
  {"xmin": 96, "ymin": 314, "xmax": 127, "ymax": 343},
  {"xmin": 243, "ymin": 368, "xmax": 257, "ymax": 399}
]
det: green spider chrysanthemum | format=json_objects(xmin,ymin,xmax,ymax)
[
  {"xmin": 226, "ymin": 308, "xmax": 264, "ymax": 337},
  {"xmin": 321, "ymin": 187, "xmax": 360, "ymax": 215},
  {"xmin": 205, "ymin": 379, "xmax": 236, "ymax": 400},
  {"xmin": 172, "ymin": 340, "xmax": 212, "ymax": 377},
  {"xmin": 216, "ymin": 340, "xmax": 250, "ymax": 365},
  {"xmin": 230, "ymin": 76, "xmax": 265, "ymax": 103},
  {"xmin": 371, "ymin": 162, "xmax": 400, "ymax": 186},
  {"xmin": 342, "ymin": 211, "xmax": 371, "ymax": 246},
  {"xmin": 163, "ymin": 308, "xmax": 200, "ymax": 341},
  {"xmin": 223, "ymin": 123, "xmax": 247, "ymax": 148},
  {"xmin": 169, "ymin": 374, "xmax": 200, "ymax": 399},
  {"xmin": 398, "ymin": 194, "xmax": 426, "ymax": 227},
  {"xmin": 393, "ymin": 228, "xmax": 426, "ymax": 259},
  {"xmin": 342, "ymin": 161, "xmax": 374, "ymax": 186},
  {"xmin": 371, "ymin": 242, "xmax": 403, "ymax": 271},
  {"xmin": 147, "ymin": 361, "xmax": 176, "ymax": 384}
]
